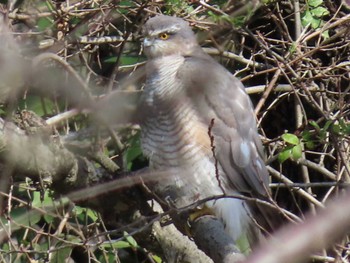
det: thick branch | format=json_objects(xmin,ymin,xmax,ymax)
[
  {"xmin": 152, "ymin": 221, "xmax": 213, "ymax": 263},
  {"xmin": 192, "ymin": 215, "xmax": 245, "ymax": 263},
  {"xmin": 0, "ymin": 118, "xmax": 76, "ymax": 184},
  {"xmin": 0, "ymin": 118, "xmax": 111, "ymax": 194},
  {"xmin": 149, "ymin": 200, "xmax": 245, "ymax": 263}
]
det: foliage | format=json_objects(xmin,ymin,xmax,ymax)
[
  {"xmin": 278, "ymin": 133, "xmax": 302, "ymax": 163},
  {"xmin": 301, "ymin": 0, "xmax": 330, "ymax": 37}
]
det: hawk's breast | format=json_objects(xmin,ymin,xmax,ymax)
[
  {"xmin": 140, "ymin": 55, "xmax": 226, "ymax": 205},
  {"xmin": 141, "ymin": 55, "xmax": 211, "ymax": 167}
]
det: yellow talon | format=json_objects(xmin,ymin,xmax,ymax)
[{"xmin": 185, "ymin": 206, "xmax": 215, "ymax": 236}]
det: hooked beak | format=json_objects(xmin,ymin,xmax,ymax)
[{"xmin": 143, "ymin": 37, "xmax": 154, "ymax": 48}]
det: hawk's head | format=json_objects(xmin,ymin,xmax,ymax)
[{"xmin": 142, "ymin": 16, "xmax": 198, "ymax": 59}]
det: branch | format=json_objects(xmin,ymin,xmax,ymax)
[
  {"xmin": 203, "ymin": 47, "xmax": 265, "ymax": 69},
  {"xmin": 192, "ymin": 215, "xmax": 245, "ymax": 263},
  {"xmin": 0, "ymin": 117, "xmax": 114, "ymax": 195},
  {"xmin": 0, "ymin": 118, "xmax": 76, "ymax": 184},
  {"xmin": 152, "ymin": 221, "xmax": 213, "ymax": 263},
  {"xmin": 244, "ymin": 191, "xmax": 350, "ymax": 263},
  {"xmin": 150, "ymin": 200, "xmax": 243, "ymax": 263}
]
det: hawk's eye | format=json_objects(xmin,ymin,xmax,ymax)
[{"xmin": 158, "ymin": 33, "xmax": 169, "ymax": 40}]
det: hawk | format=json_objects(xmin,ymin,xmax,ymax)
[{"xmin": 139, "ymin": 15, "xmax": 271, "ymax": 245}]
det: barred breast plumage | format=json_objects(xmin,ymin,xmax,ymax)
[{"xmin": 139, "ymin": 55, "xmax": 251, "ymax": 241}]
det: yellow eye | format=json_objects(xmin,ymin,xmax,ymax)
[{"xmin": 158, "ymin": 33, "xmax": 169, "ymax": 40}]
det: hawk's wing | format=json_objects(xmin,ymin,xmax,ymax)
[{"xmin": 177, "ymin": 54, "xmax": 269, "ymax": 197}]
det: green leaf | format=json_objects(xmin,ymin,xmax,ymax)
[
  {"xmin": 321, "ymin": 30, "xmax": 329, "ymax": 39},
  {"xmin": 19, "ymin": 96, "xmax": 55, "ymax": 117},
  {"xmin": 311, "ymin": 18, "xmax": 322, "ymax": 29},
  {"xmin": 73, "ymin": 205, "xmax": 84, "ymax": 216},
  {"xmin": 289, "ymin": 42, "xmax": 297, "ymax": 54},
  {"xmin": 32, "ymin": 191, "xmax": 42, "ymax": 207},
  {"xmin": 85, "ymin": 208, "xmax": 98, "ymax": 222},
  {"xmin": 32, "ymin": 191, "xmax": 55, "ymax": 208},
  {"xmin": 1, "ymin": 242, "xmax": 9, "ymax": 251},
  {"xmin": 311, "ymin": 6, "xmax": 330, "ymax": 17},
  {"xmin": 125, "ymin": 133, "xmax": 142, "ymax": 162},
  {"xmin": 309, "ymin": 120, "xmax": 320, "ymax": 130},
  {"xmin": 99, "ymin": 240, "xmax": 132, "ymax": 249},
  {"xmin": 120, "ymin": 0, "xmax": 133, "ymax": 5},
  {"xmin": 301, "ymin": 10, "xmax": 322, "ymax": 29},
  {"xmin": 124, "ymin": 231, "xmax": 138, "ymax": 249},
  {"xmin": 230, "ymin": 15, "xmax": 246, "ymax": 28},
  {"xmin": 124, "ymin": 131, "xmax": 148, "ymax": 171},
  {"xmin": 281, "ymin": 133, "xmax": 299, "ymax": 145},
  {"xmin": 43, "ymin": 214, "xmax": 54, "ymax": 224},
  {"xmin": 37, "ymin": 17, "xmax": 53, "ymax": 31},
  {"xmin": 118, "ymin": 0, "xmax": 135, "ymax": 14},
  {"xmin": 152, "ymin": 255, "xmax": 163, "ymax": 263},
  {"xmin": 308, "ymin": 0, "xmax": 323, "ymax": 7},
  {"xmin": 104, "ymin": 56, "xmax": 117, "ymax": 63},
  {"xmin": 116, "ymin": 240, "xmax": 133, "ymax": 249},
  {"xmin": 301, "ymin": 10, "xmax": 314, "ymax": 27},
  {"xmin": 33, "ymin": 241, "xmax": 48, "ymax": 252},
  {"xmin": 302, "ymin": 130, "xmax": 311, "ymax": 140},
  {"xmin": 120, "ymin": 56, "xmax": 141, "ymax": 66},
  {"xmin": 291, "ymin": 144, "xmax": 302, "ymax": 161},
  {"xmin": 104, "ymin": 56, "xmax": 145, "ymax": 66},
  {"xmin": 4, "ymin": 207, "xmax": 42, "ymax": 228},
  {"xmin": 318, "ymin": 129, "xmax": 328, "ymax": 140},
  {"xmin": 305, "ymin": 141, "xmax": 315, "ymax": 149},
  {"xmin": 343, "ymin": 123, "xmax": 350, "ymax": 135},
  {"xmin": 332, "ymin": 124, "xmax": 340, "ymax": 134},
  {"xmin": 338, "ymin": 119, "xmax": 350, "ymax": 135},
  {"xmin": 278, "ymin": 147, "xmax": 293, "ymax": 163},
  {"xmin": 50, "ymin": 244, "xmax": 73, "ymax": 262},
  {"xmin": 73, "ymin": 206, "xmax": 98, "ymax": 223},
  {"xmin": 323, "ymin": 120, "xmax": 333, "ymax": 131}
]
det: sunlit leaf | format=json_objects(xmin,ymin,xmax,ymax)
[
  {"xmin": 278, "ymin": 147, "xmax": 293, "ymax": 163},
  {"xmin": 281, "ymin": 133, "xmax": 299, "ymax": 145},
  {"xmin": 292, "ymin": 144, "xmax": 302, "ymax": 161},
  {"xmin": 100, "ymin": 240, "xmax": 132, "ymax": 249},
  {"xmin": 308, "ymin": 0, "xmax": 323, "ymax": 7},
  {"xmin": 32, "ymin": 191, "xmax": 55, "ymax": 207},
  {"xmin": 301, "ymin": 10, "xmax": 313, "ymax": 27},
  {"xmin": 301, "ymin": 10, "xmax": 322, "ymax": 29},
  {"xmin": 124, "ymin": 231, "xmax": 138, "ymax": 249},
  {"xmin": 311, "ymin": 6, "xmax": 330, "ymax": 17},
  {"xmin": 152, "ymin": 255, "xmax": 163, "ymax": 263}
]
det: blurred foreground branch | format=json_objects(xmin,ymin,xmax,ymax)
[
  {"xmin": 245, "ymin": 191, "xmax": 350, "ymax": 263},
  {"xmin": 0, "ymin": 118, "xmax": 76, "ymax": 185}
]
